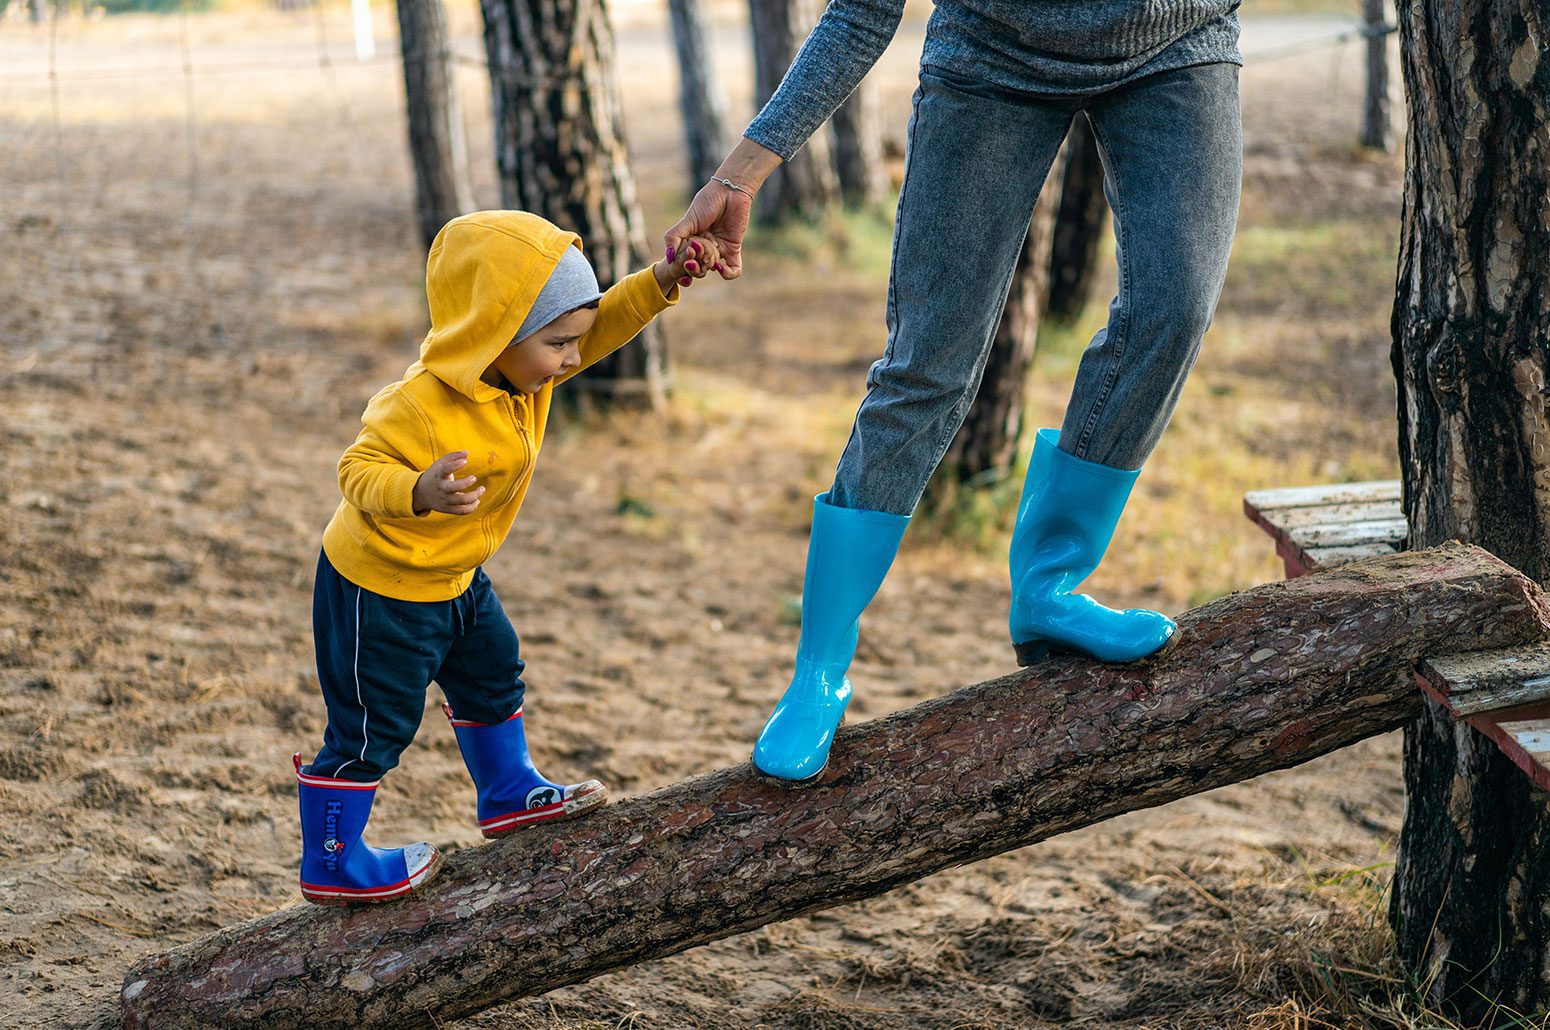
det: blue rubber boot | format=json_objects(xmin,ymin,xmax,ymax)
[
  {"xmin": 753, "ymin": 492, "xmax": 910, "ymax": 784},
  {"xmin": 1009, "ymin": 428, "xmax": 1178, "ymax": 665},
  {"xmin": 444, "ymin": 705, "xmax": 607, "ymax": 838},
  {"xmin": 294, "ymin": 755, "xmax": 440, "ymax": 905}
]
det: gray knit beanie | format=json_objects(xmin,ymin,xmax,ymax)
[{"xmin": 515, "ymin": 245, "xmax": 603, "ymax": 343}]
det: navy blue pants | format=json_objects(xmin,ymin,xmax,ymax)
[{"xmin": 309, "ymin": 550, "xmax": 525, "ymax": 781}]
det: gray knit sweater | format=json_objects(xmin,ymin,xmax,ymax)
[{"xmin": 745, "ymin": 0, "xmax": 1242, "ymax": 160}]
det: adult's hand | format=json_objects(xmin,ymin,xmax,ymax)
[
  {"xmin": 663, "ymin": 137, "xmax": 783, "ymax": 282},
  {"xmin": 664, "ymin": 181, "xmax": 753, "ymax": 281}
]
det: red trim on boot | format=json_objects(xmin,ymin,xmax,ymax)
[
  {"xmin": 441, "ymin": 702, "xmax": 522, "ymax": 728},
  {"xmin": 292, "ymin": 752, "xmax": 379, "ymax": 789},
  {"xmin": 478, "ymin": 782, "xmax": 606, "ymax": 838}
]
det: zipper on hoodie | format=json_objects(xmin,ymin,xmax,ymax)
[{"xmin": 475, "ymin": 391, "xmax": 533, "ymax": 566}]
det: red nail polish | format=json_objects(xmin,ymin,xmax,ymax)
[
  {"xmin": 686, "ymin": 261, "xmax": 698, "ymax": 273},
  {"xmin": 666, "ymin": 246, "xmax": 676, "ymax": 263},
  {"xmin": 714, "ymin": 262, "xmax": 726, "ymax": 273},
  {"xmin": 679, "ymin": 276, "xmax": 691, "ymax": 286},
  {"xmin": 689, "ymin": 241, "xmax": 701, "ymax": 255}
]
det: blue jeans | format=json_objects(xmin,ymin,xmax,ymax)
[
  {"xmin": 309, "ymin": 551, "xmax": 526, "ymax": 781},
  {"xmin": 829, "ymin": 61, "xmax": 1243, "ymax": 515}
]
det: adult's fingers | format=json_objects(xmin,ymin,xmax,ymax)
[{"xmin": 664, "ymin": 184, "xmax": 722, "ymax": 257}]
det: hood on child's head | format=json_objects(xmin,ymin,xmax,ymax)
[{"xmin": 418, "ymin": 211, "xmax": 588, "ymax": 401}]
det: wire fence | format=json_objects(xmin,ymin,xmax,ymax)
[{"xmin": 0, "ymin": 7, "xmax": 1399, "ymax": 366}]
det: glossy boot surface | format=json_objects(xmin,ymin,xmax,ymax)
[
  {"xmin": 294, "ymin": 755, "xmax": 440, "ymax": 905},
  {"xmin": 445, "ymin": 705, "xmax": 607, "ymax": 838},
  {"xmin": 1009, "ymin": 429, "xmax": 1177, "ymax": 665},
  {"xmin": 753, "ymin": 493, "xmax": 909, "ymax": 784}
]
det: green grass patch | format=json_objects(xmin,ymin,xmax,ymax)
[
  {"xmin": 1228, "ymin": 219, "xmax": 1399, "ymax": 316},
  {"xmin": 750, "ymin": 198, "xmax": 899, "ymax": 279}
]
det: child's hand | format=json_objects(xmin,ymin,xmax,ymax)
[
  {"xmin": 413, "ymin": 451, "xmax": 485, "ymax": 516},
  {"xmin": 653, "ymin": 236, "xmax": 722, "ymax": 296}
]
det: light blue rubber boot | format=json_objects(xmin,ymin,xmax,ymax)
[
  {"xmin": 294, "ymin": 754, "xmax": 440, "ymax": 905},
  {"xmin": 752, "ymin": 493, "xmax": 910, "ymax": 784},
  {"xmin": 1009, "ymin": 428, "xmax": 1178, "ymax": 665}
]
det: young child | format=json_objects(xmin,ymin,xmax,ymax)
[{"xmin": 294, "ymin": 210, "xmax": 719, "ymax": 905}]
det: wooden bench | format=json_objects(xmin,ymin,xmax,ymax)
[
  {"xmin": 1243, "ymin": 480, "xmax": 1406, "ymax": 579},
  {"xmin": 1416, "ymin": 647, "xmax": 1550, "ymax": 793},
  {"xmin": 1243, "ymin": 479, "xmax": 1550, "ymax": 792}
]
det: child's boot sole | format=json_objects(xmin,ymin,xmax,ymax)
[
  {"xmin": 481, "ymin": 782, "xmax": 609, "ymax": 839},
  {"xmin": 300, "ymin": 847, "xmax": 443, "ymax": 906}
]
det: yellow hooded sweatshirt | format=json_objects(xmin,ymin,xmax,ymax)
[{"xmin": 321, "ymin": 211, "xmax": 677, "ymax": 601}]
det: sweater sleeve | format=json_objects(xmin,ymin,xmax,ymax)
[
  {"xmin": 556, "ymin": 265, "xmax": 680, "ymax": 384},
  {"xmin": 743, "ymin": 0, "xmax": 906, "ymax": 161},
  {"xmin": 337, "ymin": 385, "xmax": 434, "ymax": 519}
]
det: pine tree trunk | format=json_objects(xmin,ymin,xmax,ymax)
[
  {"xmin": 748, "ymin": 0, "xmax": 837, "ymax": 224},
  {"xmin": 396, "ymin": 0, "xmax": 474, "ymax": 252},
  {"xmin": 667, "ymin": 0, "xmax": 728, "ymax": 193},
  {"xmin": 29, "ymin": 0, "xmax": 45, "ymax": 24},
  {"xmin": 479, "ymin": 0, "xmax": 668, "ymax": 407},
  {"xmin": 1046, "ymin": 114, "xmax": 1107, "ymax": 324},
  {"xmin": 1387, "ymin": 0, "xmax": 1550, "ymax": 1019},
  {"xmin": 934, "ymin": 164, "xmax": 1062, "ymax": 488},
  {"xmin": 830, "ymin": 80, "xmax": 885, "ymax": 208},
  {"xmin": 1360, "ymin": 0, "xmax": 1393, "ymax": 152}
]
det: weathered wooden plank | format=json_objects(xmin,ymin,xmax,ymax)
[
  {"xmin": 1264, "ymin": 499, "xmax": 1405, "ymax": 533},
  {"xmin": 1411, "ymin": 668, "xmax": 1550, "ymax": 793},
  {"xmin": 1243, "ymin": 480, "xmax": 1402, "ymax": 513},
  {"xmin": 1296, "ymin": 518, "xmax": 1409, "ymax": 549},
  {"xmin": 1497, "ymin": 716, "xmax": 1550, "ymax": 792},
  {"xmin": 1302, "ymin": 542, "xmax": 1400, "ymax": 570},
  {"xmin": 1418, "ymin": 644, "xmax": 1550, "ymax": 716}
]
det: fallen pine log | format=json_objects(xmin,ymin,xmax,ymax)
[{"xmin": 121, "ymin": 542, "xmax": 1550, "ymax": 1029}]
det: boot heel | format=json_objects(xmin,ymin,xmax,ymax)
[
  {"xmin": 1013, "ymin": 639, "xmax": 1052, "ymax": 666},
  {"xmin": 754, "ymin": 760, "xmax": 829, "ymax": 789}
]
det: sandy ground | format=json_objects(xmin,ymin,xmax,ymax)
[{"xmin": 0, "ymin": 6, "xmax": 1414, "ymax": 1028}]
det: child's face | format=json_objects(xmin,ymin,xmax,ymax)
[{"xmin": 486, "ymin": 305, "xmax": 598, "ymax": 394}]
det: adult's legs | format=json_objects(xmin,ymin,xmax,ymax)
[
  {"xmin": 755, "ymin": 69, "xmax": 1077, "ymax": 782},
  {"xmin": 1059, "ymin": 62, "xmax": 1243, "ymax": 469},
  {"xmin": 827, "ymin": 68, "xmax": 1079, "ymax": 516},
  {"xmin": 1007, "ymin": 62, "xmax": 1242, "ymax": 665}
]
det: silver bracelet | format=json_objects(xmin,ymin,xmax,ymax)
[{"xmin": 712, "ymin": 175, "xmax": 752, "ymax": 197}]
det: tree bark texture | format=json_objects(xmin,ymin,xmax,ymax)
[
  {"xmin": 479, "ymin": 0, "xmax": 668, "ymax": 405},
  {"xmin": 121, "ymin": 544, "xmax": 1549, "ymax": 1030},
  {"xmin": 1388, "ymin": 1, "xmax": 1550, "ymax": 1020},
  {"xmin": 935, "ymin": 158, "xmax": 1061, "ymax": 488},
  {"xmin": 829, "ymin": 80, "xmax": 886, "ymax": 208},
  {"xmin": 666, "ymin": 0, "xmax": 728, "ymax": 194},
  {"xmin": 749, "ymin": 0, "xmax": 837, "ymax": 224},
  {"xmin": 1046, "ymin": 113, "xmax": 1107, "ymax": 324},
  {"xmin": 397, "ymin": 0, "xmax": 474, "ymax": 252},
  {"xmin": 1361, "ymin": 0, "xmax": 1393, "ymax": 152}
]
